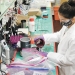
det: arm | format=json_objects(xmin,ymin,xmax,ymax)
[
  {"xmin": 33, "ymin": 32, "xmax": 60, "ymax": 48},
  {"xmin": 34, "ymin": 26, "xmax": 66, "ymax": 48},
  {"xmin": 43, "ymin": 31, "xmax": 61, "ymax": 44},
  {"xmin": 43, "ymin": 26, "xmax": 67, "ymax": 44},
  {"xmin": 47, "ymin": 37, "xmax": 75, "ymax": 66}
]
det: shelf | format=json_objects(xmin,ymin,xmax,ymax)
[{"xmin": 0, "ymin": 0, "xmax": 15, "ymax": 20}]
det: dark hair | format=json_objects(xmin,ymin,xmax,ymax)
[{"xmin": 58, "ymin": 0, "xmax": 75, "ymax": 19}]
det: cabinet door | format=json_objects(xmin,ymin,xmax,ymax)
[{"xmin": 54, "ymin": 7, "xmax": 59, "ymax": 20}]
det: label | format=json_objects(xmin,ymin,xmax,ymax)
[
  {"xmin": 29, "ymin": 22, "xmax": 35, "ymax": 32},
  {"xmin": 33, "ymin": 71, "xmax": 47, "ymax": 75},
  {"xmin": 12, "ymin": 71, "xmax": 25, "ymax": 75}
]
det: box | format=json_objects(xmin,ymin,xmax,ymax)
[
  {"xmin": 15, "ymin": 14, "xmax": 29, "ymax": 25},
  {"xmin": 28, "ymin": 8, "xmax": 42, "ymax": 16}
]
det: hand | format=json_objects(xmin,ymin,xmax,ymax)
[{"xmin": 34, "ymin": 35, "xmax": 45, "ymax": 48}]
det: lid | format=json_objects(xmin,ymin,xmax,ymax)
[
  {"xmin": 20, "ymin": 37, "xmax": 30, "ymax": 42},
  {"xmin": 21, "ymin": 20, "xmax": 26, "ymax": 22},
  {"xmin": 29, "ymin": 18, "xmax": 34, "ymax": 21}
]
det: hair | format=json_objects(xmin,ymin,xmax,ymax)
[{"xmin": 58, "ymin": 0, "xmax": 75, "ymax": 19}]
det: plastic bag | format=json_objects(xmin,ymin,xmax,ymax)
[
  {"xmin": 21, "ymin": 48, "xmax": 61, "ymax": 68},
  {"xmin": 8, "ymin": 67, "xmax": 49, "ymax": 75},
  {"xmin": 21, "ymin": 48, "xmax": 47, "ymax": 61},
  {"xmin": 7, "ymin": 59, "xmax": 49, "ymax": 75}
]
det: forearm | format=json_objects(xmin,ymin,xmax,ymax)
[
  {"xmin": 43, "ymin": 32, "xmax": 60, "ymax": 44},
  {"xmin": 47, "ymin": 52, "xmax": 73, "ymax": 66}
]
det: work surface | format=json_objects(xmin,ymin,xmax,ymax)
[{"xmin": 15, "ymin": 7, "xmax": 57, "ymax": 75}]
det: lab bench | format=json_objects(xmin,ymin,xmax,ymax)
[{"xmin": 13, "ymin": 7, "xmax": 58, "ymax": 75}]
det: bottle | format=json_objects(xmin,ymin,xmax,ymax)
[
  {"xmin": 29, "ymin": 18, "xmax": 35, "ymax": 32},
  {"xmin": 21, "ymin": 20, "xmax": 26, "ymax": 28}
]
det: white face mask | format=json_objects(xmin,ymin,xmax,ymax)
[{"xmin": 60, "ymin": 19, "xmax": 72, "ymax": 26}]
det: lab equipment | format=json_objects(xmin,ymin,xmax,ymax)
[
  {"xmin": 0, "ymin": 26, "xmax": 10, "ymax": 65},
  {"xmin": 29, "ymin": 17, "xmax": 35, "ymax": 32},
  {"xmin": 1, "ymin": 39, "xmax": 10, "ymax": 64},
  {"xmin": 21, "ymin": 20, "xmax": 26, "ymax": 28},
  {"xmin": 20, "ymin": 37, "xmax": 31, "ymax": 49},
  {"xmin": 0, "ymin": 27, "xmax": 10, "ymax": 74}
]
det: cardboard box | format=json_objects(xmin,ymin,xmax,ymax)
[
  {"xmin": 28, "ymin": 8, "xmax": 42, "ymax": 16},
  {"xmin": 15, "ymin": 14, "xmax": 29, "ymax": 24}
]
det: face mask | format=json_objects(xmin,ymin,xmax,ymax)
[{"xmin": 60, "ymin": 20, "xmax": 72, "ymax": 26}]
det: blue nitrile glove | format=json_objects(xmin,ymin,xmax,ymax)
[{"xmin": 34, "ymin": 35, "xmax": 45, "ymax": 48}]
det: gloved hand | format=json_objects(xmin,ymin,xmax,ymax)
[{"xmin": 34, "ymin": 35, "xmax": 45, "ymax": 48}]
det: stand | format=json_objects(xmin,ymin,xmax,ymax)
[{"xmin": 0, "ymin": 44, "xmax": 7, "ymax": 75}]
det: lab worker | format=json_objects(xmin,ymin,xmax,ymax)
[{"xmin": 34, "ymin": 0, "xmax": 75, "ymax": 75}]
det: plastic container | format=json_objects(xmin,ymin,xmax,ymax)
[
  {"xmin": 21, "ymin": 20, "xmax": 26, "ymax": 28},
  {"xmin": 29, "ymin": 18, "xmax": 35, "ymax": 32},
  {"xmin": 20, "ymin": 37, "xmax": 31, "ymax": 49}
]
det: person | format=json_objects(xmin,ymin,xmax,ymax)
[{"xmin": 34, "ymin": 0, "xmax": 75, "ymax": 75}]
